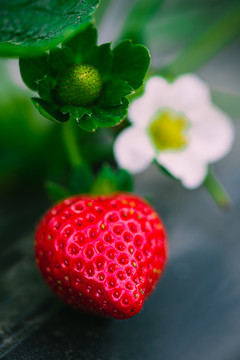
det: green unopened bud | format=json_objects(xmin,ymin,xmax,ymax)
[{"xmin": 55, "ymin": 64, "xmax": 102, "ymax": 107}]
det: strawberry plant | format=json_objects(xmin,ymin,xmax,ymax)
[{"xmin": 0, "ymin": 0, "xmax": 238, "ymax": 330}]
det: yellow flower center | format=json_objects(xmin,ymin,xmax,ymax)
[{"xmin": 148, "ymin": 110, "xmax": 189, "ymax": 151}]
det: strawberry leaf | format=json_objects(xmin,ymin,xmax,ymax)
[{"xmin": 0, "ymin": 0, "xmax": 99, "ymax": 56}]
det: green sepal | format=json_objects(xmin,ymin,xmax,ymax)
[
  {"xmin": 91, "ymin": 164, "xmax": 134, "ymax": 195},
  {"xmin": 19, "ymin": 55, "xmax": 48, "ymax": 91},
  {"xmin": 89, "ymin": 43, "xmax": 113, "ymax": 77},
  {"xmin": 98, "ymin": 79, "xmax": 133, "ymax": 107},
  {"xmin": 38, "ymin": 76, "xmax": 55, "ymax": 103},
  {"xmin": 45, "ymin": 180, "xmax": 71, "ymax": 202},
  {"xmin": 115, "ymin": 168, "xmax": 134, "ymax": 192},
  {"xmin": 61, "ymin": 98, "xmax": 128, "ymax": 131},
  {"xmin": 61, "ymin": 105, "xmax": 92, "ymax": 121},
  {"xmin": 61, "ymin": 105, "xmax": 97, "ymax": 131},
  {"xmin": 31, "ymin": 98, "xmax": 69, "ymax": 123},
  {"xmin": 49, "ymin": 47, "xmax": 75, "ymax": 75},
  {"xmin": 69, "ymin": 163, "xmax": 94, "ymax": 194},
  {"xmin": 93, "ymin": 98, "xmax": 129, "ymax": 127},
  {"xmin": 61, "ymin": 105, "xmax": 98, "ymax": 132},
  {"xmin": 77, "ymin": 114, "xmax": 99, "ymax": 132},
  {"xmin": 64, "ymin": 24, "xmax": 97, "ymax": 56},
  {"xmin": 112, "ymin": 40, "xmax": 150, "ymax": 89}
]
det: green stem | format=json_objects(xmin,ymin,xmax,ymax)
[
  {"xmin": 62, "ymin": 120, "xmax": 83, "ymax": 168},
  {"xmin": 203, "ymin": 171, "xmax": 231, "ymax": 210},
  {"xmin": 159, "ymin": 1, "xmax": 240, "ymax": 78}
]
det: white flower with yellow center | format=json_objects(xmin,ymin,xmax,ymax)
[{"xmin": 114, "ymin": 74, "xmax": 234, "ymax": 189}]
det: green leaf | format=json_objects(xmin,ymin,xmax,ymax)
[
  {"xmin": 112, "ymin": 40, "xmax": 150, "ymax": 90},
  {"xmin": 0, "ymin": 0, "xmax": 99, "ymax": 57},
  {"xmin": 120, "ymin": 0, "xmax": 164, "ymax": 43},
  {"xmin": 45, "ymin": 181, "xmax": 71, "ymax": 203},
  {"xmin": 159, "ymin": 1, "xmax": 240, "ymax": 78},
  {"xmin": 31, "ymin": 98, "xmax": 69, "ymax": 123},
  {"xmin": 69, "ymin": 163, "xmax": 94, "ymax": 194},
  {"xmin": 19, "ymin": 55, "xmax": 48, "ymax": 91},
  {"xmin": 98, "ymin": 79, "xmax": 133, "ymax": 107}
]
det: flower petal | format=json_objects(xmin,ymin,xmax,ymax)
[
  {"xmin": 189, "ymin": 105, "xmax": 234, "ymax": 163},
  {"xmin": 128, "ymin": 77, "xmax": 173, "ymax": 128},
  {"xmin": 171, "ymin": 74, "xmax": 211, "ymax": 113},
  {"xmin": 129, "ymin": 74, "xmax": 212, "ymax": 129},
  {"xmin": 157, "ymin": 148, "xmax": 208, "ymax": 189},
  {"xmin": 114, "ymin": 127, "xmax": 155, "ymax": 174}
]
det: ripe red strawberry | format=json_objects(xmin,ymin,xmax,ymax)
[{"xmin": 35, "ymin": 193, "xmax": 167, "ymax": 319}]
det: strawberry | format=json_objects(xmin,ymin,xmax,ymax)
[
  {"xmin": 55, "ymin": 64, "xmax": 103, "ymax": 107},
  {"xmin": 35, "ymin": 193, "xmax": 167, "ymax": 319}
]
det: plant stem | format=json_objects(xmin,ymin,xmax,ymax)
[
  {"xmin": 62, "ymin": 120, "xmax": 83, "ymax": 168},
  {"xmin": 203, "ymin": 171, "xmax": 231, "ymax": 210}
]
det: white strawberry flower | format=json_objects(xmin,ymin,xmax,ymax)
[{"xmin": 114, "ymin": 74, "xmax": 234, "ymax": 189}]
